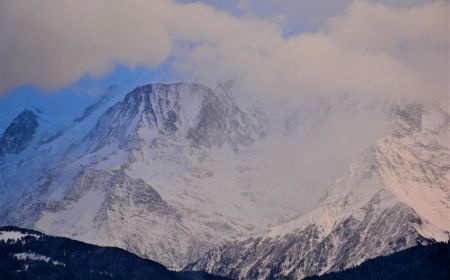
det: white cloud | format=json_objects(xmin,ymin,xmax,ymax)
[{"xmin": 0, "ymin": 0, "xmax": 448, "ymax": 102}]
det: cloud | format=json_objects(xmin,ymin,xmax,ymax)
[
  {"xmin": 0, "ymin": 0, "xmax": 448, "ymax": 102},
  {"xmin": 173, "ymin": 1, "xmax": 449, "ymax": 102},
  {"xmin": 0, "ymin": 0, "xmax": 173, "ymax": 93}
]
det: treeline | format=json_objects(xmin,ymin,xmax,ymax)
[
  {"xmin": 305, "ymin": 242, "xmax": 449, "ymax": 280},
  {"xmin": 0, "ymin": 226, "xmax": 229, "ymax": 280}
]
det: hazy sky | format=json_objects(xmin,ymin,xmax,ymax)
[{"xmin": 0, "ymin": 0, "xmax": 448, "ymax": 118}]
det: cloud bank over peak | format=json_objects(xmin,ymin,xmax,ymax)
[{"xmin": 0, "ymin": 0, "xmax": 448, "ymax": 101}]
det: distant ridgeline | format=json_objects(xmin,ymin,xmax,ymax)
[
  {"xmin": 305, "ymin": 242, "xmax": 449, "ymax": 280},
  {"xmin": 0, "ymin": 226, "xmax": 229, "ymax": 280}
]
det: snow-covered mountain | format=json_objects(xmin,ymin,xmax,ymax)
[
  {"xmin": 1, "ymin": 81, "xmax": 447, "ymax": 277},
  {"xmin": 0, "ymin": 82, "xmax": 269, "ymax": 269},
  {"xmin": 187, "ymin": 101, "xmax": 450, "ymax": 279},
  {"xmin": 1, "ymin": 82, "xmax": 334, "ymax": 270}
]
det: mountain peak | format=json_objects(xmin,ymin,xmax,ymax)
[
  {"xmin": 390, "ymin": 101, "xmax": 423, "ymax": 137},
  {"xmin": 85, "ymin": 82, "xmax": 264, "ymax": 153}
]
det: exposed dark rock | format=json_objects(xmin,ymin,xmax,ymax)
[{"xmin": 0, "ymin": 109, "xmax": 39, "ymax": 156}]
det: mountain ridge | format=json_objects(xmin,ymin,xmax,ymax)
[{"xmin": 186, "ymin": 101, "xmax": 450, "ymax": 279}]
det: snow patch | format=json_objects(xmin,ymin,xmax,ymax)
[
  {"xmin": 0, "ymin": 231, "xmax": 40, "ymax": 242},
  {"xmin": 14, "ymin": 252, "xmax": 65, "ymax": 266}
]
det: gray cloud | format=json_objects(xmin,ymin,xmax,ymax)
[
  {"xmin": 0, "ymin": 0, "xmax": 173, "ymax": 92},
  {"xmin": 173, "ymin": 1, "xmax": 449, "ymax": 102},
  {"xmin": 0, "ymin": 0, "xmax": 448, "ymax": 102}
]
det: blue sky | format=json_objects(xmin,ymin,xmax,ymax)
[{"xmin": 0, "ymin": 62, "xmax": 178, "ymax": 122}]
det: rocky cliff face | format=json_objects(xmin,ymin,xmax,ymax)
[
  {"xmin": 0, "ymin": 109, "xmax": 38, "ymax": 156},
  {"xmin": 187, "ymin": 102, "xmax": 450, "ymax": 279},
  {"xmin": 81, "ymin": 83, "xmax": 264, "ymax": 154}
]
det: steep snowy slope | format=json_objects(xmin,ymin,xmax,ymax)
[
  {"xmin": 1, "ymin": 82, "xmax": 339, "ymax": 270},
  {"xmin": 0, "ymin": 83, "xmax": 270, "ymax": 269},
  {"xmin": 0, "ymin": 96, "xmax": 121, "ymax": 209},
  {"xmin": 187, "ymin": 102, "xmax": 450, "ymax": 279}
]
